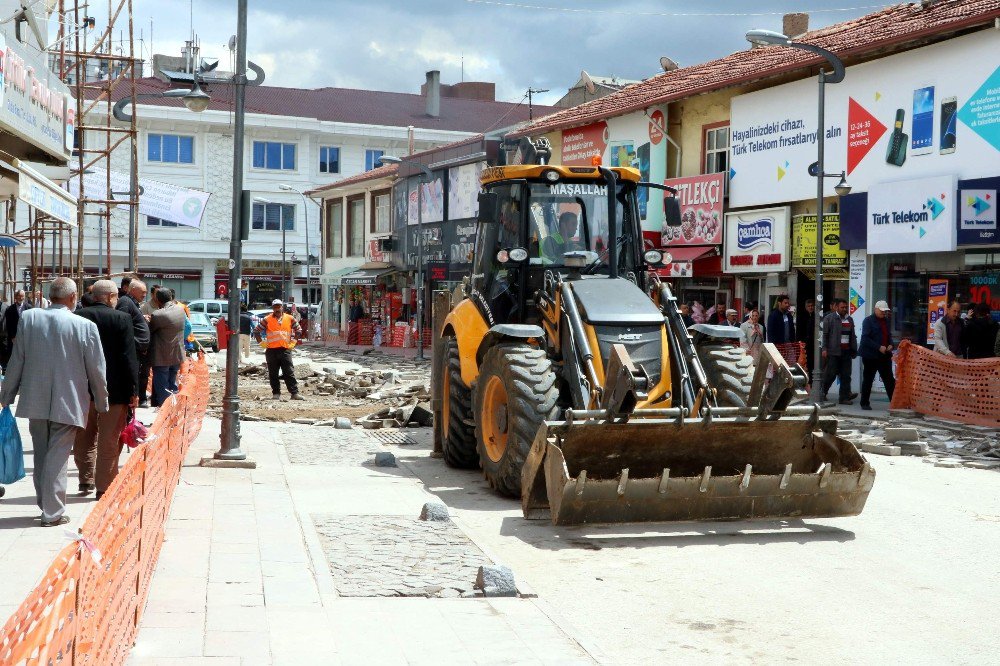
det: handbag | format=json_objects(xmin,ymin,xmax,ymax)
[
  {"xmin": 119, "ymin": 408, "xmax": 149, "ymax": 450},
  {"xmin": 0, "ymin": 406, "xmax": 25, "ymax": 484}
]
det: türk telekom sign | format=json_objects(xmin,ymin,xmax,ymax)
[
  {"xmin": 723, "ymin": 206, "xmax": 790, "ymax": 274},
  {"xmin": 661, "ymin": 173, "xmax": 725, "ymax": 247}
]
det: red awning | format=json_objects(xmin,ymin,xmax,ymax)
[{"xmin": 663, "ymin": 246, "xmax": 716, "ymax": 262}]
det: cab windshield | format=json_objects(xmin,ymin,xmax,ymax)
[{"xmin": 526, "ymin": 181, "xmax": 635, "ymax": 272}]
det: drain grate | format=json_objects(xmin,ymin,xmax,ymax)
[{"xmin": 367, "ymin": 430, "xmax": 419, "ymax": 446}]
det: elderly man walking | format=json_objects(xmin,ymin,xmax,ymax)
[
  {"xmin": 73, "ymin": 280, "xmax": 139, "ymax": 498},
  {"xmin": 0, "ymin": 278, "xmax": 108, "ymax": 527},
  {"xmin": 125, "ymin": 280, "xmax": 153, "ymax": 406},
  {"xmin": 821, "ymin": 298, "xmax": 859, "ymax": 405},
  {"xmin": 148, "ymin": 287, "xmax": 186, "ymax": 407},
  {"xmin": 858, "ymin": 300, "xmax": 896, "ymax": 410}
]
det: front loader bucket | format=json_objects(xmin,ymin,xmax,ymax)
[{"xmin": 521, "ymin": 414, "xmax": 874, "ymax": 526}]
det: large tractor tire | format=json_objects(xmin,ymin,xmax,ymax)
[
  {"xmin": 474, "ymin": 343, "xmax": 559, "ymax": 498},
  {"xmin": 436, "ymin": 338, "xmax": 479, "ymax": 469},
  {"xmin": 697, "ymin": 342, "xmax": 755, "ymax": 408}
]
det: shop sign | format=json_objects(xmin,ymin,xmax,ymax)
[
  {"xmin": 143, "ymin": 269, "xmax": 201, "ymax": 281},
  {"xmin": 16, "ymin": 160, "xmax": 75, "ymax": 224},
  {"xmin": 958, "ymin": 184, "xmax": 997, "ymax": 245},
  {"xmin": 723, "ymin": 206, "xmax": 789, "ymax": 274},
  {"xmin": 661, "ymin": 173, "xmax": 724, "ymax": 247},
  {"xmin": 926, "ymin": 278, "xmax": 949, "ymax": 339},
  {"xmin": 866, "ymin": 174, "xmax": 957, "ymax": 254},
  {"xmin": 445, "ymin": 222, "xmax": 476, "ymax": 266},
  {"xmin": 729, "ymin": 31, "xmax": 1000, "ymax": 208},
  {"xmin": 0, "ymin": 33, "xmax": 73, "ymax": 161},
  {"xmin": 561, "ymin": 121, "xmax": 608, "ymax": 166},
  {"xmin": 367, "ymin": 239, "xmax": 385, "ymax": 263},
  {"xmin": 969, "ymin": 273, "xmax": 1000, "ymax": 315},
  {"xmin": 848, "ymin": 250, "xmax": 867, "ymax": 318},
  {"xmin": 427, "ymin": 261, "xmax": 448, "ymax": 282},
  {"xmin": 791, "ymin": 214, "xmax": 846, "ymax": 268},
  {"xmin": 448, "ymin": 162, "xmax": 485, "ymax": 220}
]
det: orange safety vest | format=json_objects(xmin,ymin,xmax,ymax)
[{"xmin": 263, "ymin": 313, "xmax": 295, "ymax": 349}]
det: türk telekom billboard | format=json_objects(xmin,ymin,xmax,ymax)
[{"xmin": 729, "ymin": 30, "xmax": 1000, "ymax": 208}]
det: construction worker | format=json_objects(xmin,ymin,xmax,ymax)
[{"xmin": 254, "ymin": 298, "xmax": 304, "ymax": 400}]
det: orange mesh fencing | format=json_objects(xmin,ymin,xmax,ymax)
[
  {"xmin": 890, "ymin": 340, "xmax": 1000, "ymax": 428},
  {"xmin": 0, "ymin": 356, "xmax": 210, "ymax": 666}
]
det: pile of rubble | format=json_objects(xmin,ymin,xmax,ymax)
[{"xmin": 839, "ymin": 415, "xmax": 1000, "ymax": 470}]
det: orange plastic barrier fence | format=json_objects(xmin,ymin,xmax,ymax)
[
  {"xmin": 0, "ymin": 357, "xmax": 210, "ymax": 665},
  {"xmin": 890, "ymin": 340, "xmax": 1000, "ymax": 428}
]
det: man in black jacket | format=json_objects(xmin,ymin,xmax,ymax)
[
  {"xmin": 797, "ymin": 299, "xmax": 816, "ymax": 379},
  {"xmin": 127, "ymin": 280, "xmax": 153, "ymax": 406},
  {"xmin": 117, "ymin": 277, "xmax": 150, "ymax": 359},
  {"xmin": 2, "ymin": 290, "xmax": 28, "ymax": 371},
  {"xmin": 767, "ymin": 294, "xmax": 795, "ymax": 344},
  {"xmin": 72, "ymin": 280, "xmax": 139, "ymax": 498}
]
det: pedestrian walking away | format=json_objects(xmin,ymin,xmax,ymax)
[
  {"xmin": 0, "ymin": 277, "xmax": 108, "ymax": 527},
  {"xmin": 73, "ymin": 280, "xmax": 139, "ymax": 499},
  {"xmin": 148, "ymin": 287, "xmax": 186, "ymax": 407},
  {"xmin": 859, "ymin": 300, "xmax": 896, "ymax": 410},
  {"xmin": 256, "ymin": 298, "xmax": 304, "ymax": 400},
  {"xmin": 821, "ymin": 298, "xmax": 859, "ymax": 405},
  {"xmin": 932, "ymin": 299, "xmax": 965, "ymax": 356},
  {"xmin": 766, "ymin": 294, "xmax": 795, "ymax": 344},
  {"xmin": 962, "ymin": 302, "xmax": 998, "ymax": 359}
]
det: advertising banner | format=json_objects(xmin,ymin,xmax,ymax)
[
  {"xmin": 927, "ymin": 278, "xmax": 949, "ymax": 339},
  {"xmin": 866, "ymin": 174, "xmax": 956, "ymax": 254},
  {"xmin": 723, "ymin": 206, "xmax": 790, "ymax": 274},
  {"xmin": 419, "ymin": 173, "xmax": 444, "ymax": 224},
  {"xmin": 556, "ymin": 107, "xmax": 667, "ymax": 232},
  {"xmin": 848, "ymin": 249, "xmax": 867, "ymax": 318},
  {"xmin": 791, "ymin": 214, "xmax": 846, "ymax": 268},
  {"xmin": 16, "ymin": 160, "xmax": 76, "ymax": 225},
  {"xmin": 958, "ymin": 175, "xmax": 998, "ymax": 246},
  {"xmin": 68, "ymin": 166, "xmax": 210, "ymax": 228},
  {"xmin": 729, "ymin": 31, "xmax": 1000, "ymax": 208},
  {"xmin": 660, "ymin": 173, "xmax": 724, "ymax": 247},
  {"xmin": 447, "ymin": 162, "xmax": 485, "ymax": 220},
  {"xmin": 444, "ymin": 220, "xmax": 477, "ymax": 268}
]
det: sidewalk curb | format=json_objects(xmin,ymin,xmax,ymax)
[{"xmin": 273, "ymin": 431, "xmax": 340, "ymax": 600}]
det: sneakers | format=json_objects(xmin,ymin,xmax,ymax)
[
  {"xmin": 290, "ymin": 393, "xmax": 305, "ymax": 401},
  {"xmin": 41, "ymin": 515, "xmax": 70, "ymax": 528},
  {"xmin": 272, "ymin": 393, "xmax": 281, "ymax": 400},
  {"xmin": 79, "ymin": 483, "xmax": 95, "ymax": 494}
]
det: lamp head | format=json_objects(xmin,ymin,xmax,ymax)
[
  {"xmin": 278, "ymin": 184, "xmax": 293, "ymax": 192},
  {"xmin": 378, "ymin": 155, "xmax": 402, "ymax": 166},
  {"xmin": 834, "ymin": 173, "xmax": 852, "ymax": 196},
  {"xmin": 182, "ymin": 80, "xmax": 211, "ymax": 113},
  {"xmin": 746, "ymin": 29, "xmax": 791, "ymax": 47}
]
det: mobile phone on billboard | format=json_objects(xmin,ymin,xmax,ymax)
[
  {"xmin": 911, "ymin": 85, "xmax": 934, "ymax": 155},
  {"xmin": 940, "ymin": 96, "xmax": 957, "ymax": 154},
  {"xmin": 886, "ymin": 109, "xmax": 908, "ymax": 166}
]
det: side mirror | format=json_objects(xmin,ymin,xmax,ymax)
[
  {"xmin": 477, "ymin": 192, "xmax": 499, "ymax": 223},
  {"xmin": 664, "ymin": 195, "xmax": 682, "ymax": 227}
]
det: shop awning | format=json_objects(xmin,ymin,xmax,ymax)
[
  {"xmin": 339, "ymin": 267, "xmax": 397, "ymax": 286},
  {"xmin": 320, "ymin": 266, "xmax": 362, "ymax": 286},
  {"xmin": 656, "ymin": 246, "xmax": 718, "ymax": 278},
  {"xmin": 0, "ymin": 234, "xmax": 24, "ymax": 248}
]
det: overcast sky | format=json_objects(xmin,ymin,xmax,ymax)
[{"xmin": 114, "ymin": 1, "xmax": 889, "ymax": 105}]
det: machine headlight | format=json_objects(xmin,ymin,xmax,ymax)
[
  {"xmin": 543, "ymin": 169, "xmax": 560, "ymax": 182},
  {"xmin": 644, "ymin": 250, "xmax": 664, "ymax": 265},
  {"xmin": 509, "ymin": 247, "xmax": 529, "ymax": 262}
]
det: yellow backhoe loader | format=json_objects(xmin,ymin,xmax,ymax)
[{"xmin": 431, "ymin": 139, "xmax": 874, "ymax": 525}]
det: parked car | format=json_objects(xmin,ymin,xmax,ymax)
[
  {"xmin": 188, "ymin": 312, "xmax": 218, "ymax": 352},
  {"xmin": 187, "ymin": 299, "xmax": 229, "ymax": 323}
]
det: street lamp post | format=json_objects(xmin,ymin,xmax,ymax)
[
  {"xmin": 378, "ymin": 155, "xmax": 432, "ymax": 360},
  {"xmin": 745, "ymin": 30, "xmax": 849, "ymax": 402}
]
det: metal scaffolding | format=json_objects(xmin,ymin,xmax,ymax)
[{"xmin": 53, "ymin": 0, "xmax": 140, "ymax": 285}]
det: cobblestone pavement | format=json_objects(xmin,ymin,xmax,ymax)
[
  {"xmin": 313, "ymin": 515, "xmax": 487, "ymax": 598},
  {"xmin": 280, "ymin": 423, "xmax": 384, "ymax": 466}
]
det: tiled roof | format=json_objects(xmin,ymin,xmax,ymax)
[
  {"xmin": 306, "ymin": 163, "xmax": 397, "ymax": 196},
  {"xmin": 110, "ymin": 77, "xmax": 557, "ymax": 134},
  {"xmin": 512, "ymin": 0, "xmax": 1000, "ymax": 137}
]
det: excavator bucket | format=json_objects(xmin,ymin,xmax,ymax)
[{"xmin": 521, "ymin": 411, "xmax": 875, "ymax": 526}]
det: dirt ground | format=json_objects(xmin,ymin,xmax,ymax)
[{"xmin": 206, "ymin": 346, "xmax": 431, "ymax": 423}]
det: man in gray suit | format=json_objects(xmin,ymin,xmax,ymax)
[
  {"xmin": 0, "ymin": 277, "xmax": 108, "ymax": 527},
  {"xmin": 148, "ymin": 287, "xmax": 186, "ymax": 407}
]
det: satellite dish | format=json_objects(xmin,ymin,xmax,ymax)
[
  {"xmin": 659, "ymin": 56, "xmax": 679, "ymax": 72},
  {"xmin": 581, "ymin": 70, "xmax": 596, "ymax": 95},
  {"xmin": 227, "ymin": 34, "xmax": 237, "ymax": 51}
]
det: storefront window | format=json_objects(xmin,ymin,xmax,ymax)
[
  {"xmin": 326, "ymin": 201, "xmax": 343, "ymax": 258},
  {"xmin": 374, "ymin": 194, "xmax": 391, "ymax": 233},
  {"xmin": 871, "ymin": 253, "xmax": 923, "ymax": 344},
  {"xmin": 348, "ymin": 198, "xmax": 365, "ymax": 257}
]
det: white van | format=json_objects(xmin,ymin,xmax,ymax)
[{"xmin": 187, "ymin": 299, "xmax": 229, "ymax": 322}]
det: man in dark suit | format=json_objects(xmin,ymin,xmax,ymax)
[
  {"xmin": 2, "ymin": 290, "xmax": 28, "ymax": 371},
  {"xmin": 766, "ymin": 294, "xmax": 795, "ymax": 345},
  {"xmin": 73, "ymin": 280, "xmax": 138, "ymax": 498},
  {"xmin": 797, "ymin": 298, "xmax": 816, "ymax": 377}
]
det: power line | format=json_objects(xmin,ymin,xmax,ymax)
[
  {"xmin": 484, "ymin": 91, "xmax": 529, "ymax": 133},
  {"xmin": 464, "ymin": 0, "xmax": 890, "ymax": 17}
]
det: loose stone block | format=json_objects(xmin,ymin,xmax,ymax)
[
  {"xmin": 475, "ymin": 565, "xmax": 517, "ymax": 598},
  {"xmin": 374, "ymin": 452, "xmax": 396, "ymax": 467},
  {"xmin": 419, "ymin": 502, "xmax": 450, "ymax": 522},
  {"xmin": 897, "ymin": 441, "xmax": 929, "ymax": 456},
  {"xmin": 860, "ymin": 442, "xmax": 901, "ymax": 456},
  {"xmin": 884, "ymin": 427, "xmax": 919, "ymax": 443}
]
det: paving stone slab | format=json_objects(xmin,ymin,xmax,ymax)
[
  {"xmin": 312, "ymin": 514, "xmax": 489, "ymax": 598},
  {"xmin": 281, "ymin": 425, "xmax": 382, "ymax": 466}
]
